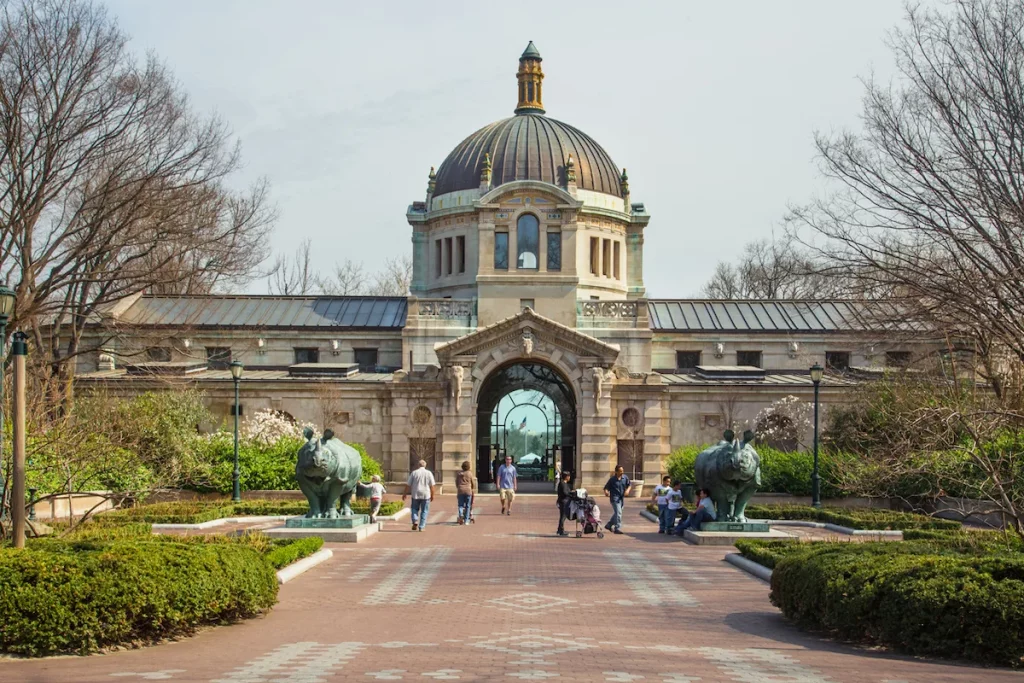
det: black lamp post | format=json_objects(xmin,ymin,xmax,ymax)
[
  {"xmin": 0, "ymin": 284, "xmax": 15, "ymax": 520},
  {"xmin": 230, "ymin": 360, "xmax": 244, "ymax": 503},
  {"xmin": 810, "ymin": 362, "xmax": 824, "ymax": 508}
]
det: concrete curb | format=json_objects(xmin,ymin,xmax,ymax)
[
  {"xmin": 153, "ymin": 515, "xmax": 290, "ymax": 531},
  {"xmin": 725, "ymin": 553, "xmax": 772, "ymax": 583},
  {"xmin": 765, "ymin": 519, "xmax": 903, "ymax": 538},
  {"xmin": 375, "ymin": 507, "xmax": 411, "ymax": 522},
  {"xmin": 276, "ymin": 548, "xmax": 333, "ymax": 584},
  {"xmin": 639, "ymin": 510, "xmax": 659, "ymax": 524}
]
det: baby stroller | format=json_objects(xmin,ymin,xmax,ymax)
[{"xmin": 568, "ymin": 489, "xmax": 605, "ymax": 539}]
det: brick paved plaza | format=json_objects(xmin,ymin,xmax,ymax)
[{"xmin": 2, "ymin": 495, "xmax": 1018, "ymax": 682}]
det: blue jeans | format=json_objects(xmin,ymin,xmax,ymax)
[
  {"xmin": 411, "ymin": 498, "xmax": 430, "ymax": 529},
  {"xmin": 658, "ymin": 504, "xmax": 674, "ymax": 532},
  {"xmin": 607, "ymin": 498, "xmax": 624, "ymax": 530},
  {"xmin": 457, "ymin": 493, "xmax": 473, "ymax": 523},
  {"xmin": 675, "ymin": 506, "xmax": 713, "ymax": 534}
]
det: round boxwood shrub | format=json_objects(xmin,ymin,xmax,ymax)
[
  {"xmin": 770, "ymin": 544, "xmax": 1024, "ymax": 667},
  {"xmin": 0, "ymin": 540, "xmax": 278, "ymax": 656}
]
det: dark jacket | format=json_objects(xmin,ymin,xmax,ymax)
[{"xmin": 556, "ymin": 481, "xmax": 572, "ymax": 505}]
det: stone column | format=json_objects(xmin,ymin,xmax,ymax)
[
  {"xmin": 578, "ymin": 365, "xmax": 616, "ymax": 488},
  {"xmin": 411, "ymin": 230, "xmax": 429, "ymax": 294},
  {"xmin": 626, "ymin": 230, "xmax": 644, "ymax": 297}
]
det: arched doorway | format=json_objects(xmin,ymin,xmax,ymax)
[{"xmin": 476, "ymin": 361, "xmax": 577, "ymax": 493}]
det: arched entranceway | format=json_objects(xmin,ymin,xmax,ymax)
[{"xmin": 476, "ymin": 361, "xmax": 577, "ymax": 493}]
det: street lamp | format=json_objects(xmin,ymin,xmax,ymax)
[
  {"xmin": 230, "ymin": 360, "xmax": 244, "ymax": 503},
  {"xmin": 809, "ymin": 362, "xmax": 824, "ymax": 509},
  {"xmin": 0, "ymin": 284, "xmax": 15, "ymax": 520}
]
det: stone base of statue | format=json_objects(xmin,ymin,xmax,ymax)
[
  {"xmin": 683, "ymin": 521, "xmax": 793, "ymax": 546},
  {"xmin": 700, "ymin": 521, "xmax": 771, "ymax": 533},
  {"xmin": 264, "ymin": 515, "xmax": 379, "ymax": 543}
]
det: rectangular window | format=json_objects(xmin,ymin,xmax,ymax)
[
  {"xmin": 294, "ymin": 347, "xmax": 319, "ymax": 364},
  {"xmin": 590, "ymin": 237, "xmax": 600, "ymax": 274},
  {"xmin": 146, "ymin": 346, "xmax": 171, "ymax": 362},
  {"xmin": 206, "ymin": 347, "xmax": 231, "ymax": 370},
  {"xmin": 886, "ymin": 351, "xmax": 912, "ymax": 367},
  {"xmin": 602, "ymin": 238, "xmax": 611, "ymax": 276},
  {"xmin": 445, "ymin": 237, "xmax": 453, "ymax": 275},
  {"xmin": 825, "ymin": 351, "xmax": 851, "ymax": 371},
  {"xmin": 520, "ymin": 298, "xmax": 535, "ymax": 311},
  {"xmin": 675, "ymin": 351, "xmax": 701, "ymax": 370},
  {"xmin": 613, "ymin": 241, "xmax": 621, "ymax": 279},
  {"xmin": 494, "ymin": 232, "xmax": 509, "ymax": 270},
  {"xmin": 354, "ymin": 348, "xmax": 378, "ymax": 371},
  {"xmin": 434, "ymin": 239, "xmax": 442, "ymax": 277},
  {"xmin": 547, "ymin": 231, "xmax": 561, "ymax": 270},
  {"xmin": 456, "ymin": 235, "xmax": 466, "ymax": 273},
  {"xmin": 736, "ymin": 350, "xmax": 762, "ymax": 368}
]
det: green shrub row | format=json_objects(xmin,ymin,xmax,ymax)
[
  {"xmin": 93, "ymin": 498, "xmax": 405, "ymax": 525},
  {"xmin": 0, "ymin": 540, "xmax": 278, "ymax": 656},
  {"xmin": 665, "ymin": 444, "xmax": 851, "ymax": 498},
  {"xmin": 770, "ymin": 544, "xmax": 1024, "ymax": 667},
  {"xmin": 265, "ymin": 537, "xmax": 324, "ymax": 570},
  {"xmin": 745, "ymin": 504, "xmax": 961, "ymax": 530},
  {"xmin": 734, "ymin": 539, "xmax": 803, "ymax": 569}
]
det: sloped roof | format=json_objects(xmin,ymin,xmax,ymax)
[
  {"xmin": 646, "ymin": 300, "xmax": 924, "ymax": 333},
  {"xmin": 117, "ymin": 295, "xmax": 407, "ymax": 329}
]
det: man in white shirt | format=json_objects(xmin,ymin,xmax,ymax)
[{"xmin": 403, "ymin": 460, "xmax": 436, "ymax": 531}]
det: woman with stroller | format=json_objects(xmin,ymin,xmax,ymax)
[
  {"xmin": 555, "ymin": 470, "xmax": 573, "ymax": 536},
  {"xmin": 674, "ymin": 488, "xmax": 716, "ymax": 535}
]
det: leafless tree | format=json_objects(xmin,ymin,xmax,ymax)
[
  {"xmin": 366, "ymin": 255, "xmax": 412, "ymax": 297},
  {"xmin": 701, "ymin": 234, "xmax": 849, "ymax": 299},
  {"xmin": 317, "ymin": 259, "xmax": 366, "ymax": 295},
  {"xmin": 314, "ymin": 381, "xmax": 347, "ymax": 434},
  {"xmin": 268, "ymin": 239, "xmax": 316, "ymax": 295},
  {"xmin": 0, "ymin": 0, "xmax": 274, "ymax": 408},
  {"xmin": 789, "ymin": 0, "xmax": 1024, "ymax": 398}
]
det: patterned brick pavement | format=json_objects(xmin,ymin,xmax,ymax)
[{"xmin": 1, "ymin": 495, "xmax": 1018, "ymax": 682}]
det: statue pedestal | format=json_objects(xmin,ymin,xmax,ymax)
[
  {"xmin": 285, "ymin": 515, "xmax": 370, "ymax": 529},
  {"xmin": 683, "ymin": 525, "xmax": 793, "ymax": 546},
  {"xmin": 700, "ymin": 521, "xmax": 771, "ymax": 533},
  {"xmin": 265, "ymin": 515, "xmax": 378, "ymax": 543}
]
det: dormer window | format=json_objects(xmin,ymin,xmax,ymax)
[{"xmin": 517, "ymin": 214, "xmax": 539, "ymax": 269}]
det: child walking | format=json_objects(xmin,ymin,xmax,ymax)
[
  {"xmin": 651, "ymin": 475, "xmax": 673, "ymax": 533},
  {"xmin": 368, "ymin": 475, "xmax": 386, "ymax": 523}
]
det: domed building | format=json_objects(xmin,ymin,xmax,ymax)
[
  {"xmin": 74, "ymin": 44, "xmax": 940, "ymax": 491},
  {"xmin": 406, "ymin": 41, "xmax": 649, "ymax": 325}
]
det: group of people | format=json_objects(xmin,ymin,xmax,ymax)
[
  {"xmin": 651, "ymin": 475, "xmax": 717, "ymax": 536},
  {"xmin": 400, "ymin": 455, "xmax": 521, "ymax": 531},
  {"xmin": 554, "ymin": 464, "xmax": 633, "ymax": 536}
]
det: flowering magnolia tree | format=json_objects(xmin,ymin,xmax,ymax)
[
  {"xmin": 240, "ymin": 409, "xmax": 316, "ymax": 445},
  {"xmin": 755, "ymin": 395, "xmax": 814, "ymax": 452}
]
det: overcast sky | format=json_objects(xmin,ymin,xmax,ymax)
[{"xmin": 105, "ymin": 0, "xmax": 920, "ymax": 298}]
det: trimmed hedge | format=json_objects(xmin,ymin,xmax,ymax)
[
  {"xmin": 265, "ymin": 537, "xmax": 324, "ymax": 570},
  {"xmin": 770, "ymin": 544, "xmax": 1024, "ymax": 667},
  {"xmin": 95, "ymin": 498, "xmax": 405, "ymax": 525},
  {"xmin": 745, "ymin": 504, "xmax": 961, "ymax": 530},
  {"xmin": 0, "ymin": 540, "xmax": 277, "ymax": 656},
  {"xmin": 734, "ymin": 538, "xmax": 803, "ymax": 569}
]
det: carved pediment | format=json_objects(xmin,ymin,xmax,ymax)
[{"xmin": 434, "ymin": 308, "xmax": 620, "ymax": 364}]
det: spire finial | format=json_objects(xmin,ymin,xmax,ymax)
[
  {"xmin": 565, "ymin": 154, "xmax": 577, "ymax": 183},
  {"xmin": 515, "ymin": 42, "xmax": 545, "ymax": 115},
  {"xmin": 620, "ymin": 167, "xmax": 629, "ymax": 193},
  {"xmin": 480, "ymin": 153, "xmax": 492, "ymax": 188},
  {"xmin": 427, "ymin": 166, "xmax": 436, "ymax": 194}
]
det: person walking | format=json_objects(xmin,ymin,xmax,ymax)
[
  {"xmin": 367, "ymin": 474, "xmax": 386, "ymax": 524},
  {"xmin": 651, "ymin": 475, "xmax": 673, "ymax": 533},
  {"xmin": 603, "ymin": 465, "xmax": 632, "ymax": 534},
  {"xmin": 402, "ymin": 459, "xmax": 436, "ymax": 531},
  {"xmin": 496, "ymin": 455, "xmax": 518, "ymax": 515},
  {"xmin": 675, "ymin": 488, "xmax": 716, "ymax": 535},
  {"xmin": 455, "ymin": 460, "xmax": 475, "ymax": 525},
  {"xmin": 555, "ymin": 470, "xmax": 573, "ymax": 536}
]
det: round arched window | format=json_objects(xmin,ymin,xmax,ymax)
[{"xmin": 517, "ymin": 214, "xmax": 539, "ymax": 269}]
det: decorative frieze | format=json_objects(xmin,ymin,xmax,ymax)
[
  {"xmin": 418, "ymin": 299, "xmax": 476, "ymax": 318},
  {"xmin": 578, "ymin": 301, "xmax": 639, "ymax": 318}
]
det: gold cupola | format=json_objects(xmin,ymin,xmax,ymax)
[{"xmin": 515, "ymin": 41, "xmax": 544, "ymax": 114}]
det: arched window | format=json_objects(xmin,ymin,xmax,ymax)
[{"xmin": 517, "ymin": 214, "xmax": 539, "ymax": 269}]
